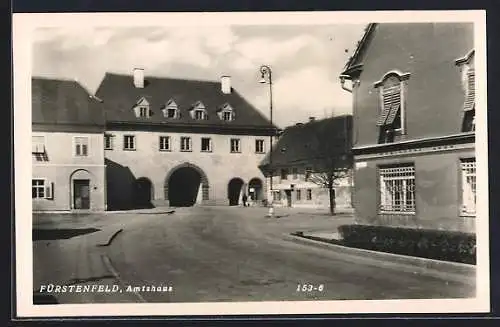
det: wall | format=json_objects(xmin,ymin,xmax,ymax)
[
  {"xmin": 353, "ymin": 147, "xmax": 475, "ymax": 232},
  {"xmin": 104, "ymin": 130, "xmax": 268, "ymax": 208},
  {"xmin": 32, "ymin": 131, "xmax": 106, "ymax": 211},
  {"xmin": 353, "ymin": 23, "xmax": 474, "ymax": 147}
]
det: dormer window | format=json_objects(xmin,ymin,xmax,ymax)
[
  {"xmin": 139, "ymin": 106, "xmax": 148, "ymax": 117},
  {"xmin": 195, "ymin": 109, "xmax": 207, "ymax": 120},
  {"xmin": 162, "ymin": 99, "xmax": 179, "ymax": 119},
  {"xmin": 374, "ymin": 71, "xmax": 411, "ymax": 144},
  {"xmin": 134, "ymin": 97, "xmax": 150, "ymax": 118},
  {"xmin": 456, "ymin": 50, "xmax": 475, "ymax": 132},
  {"xmin": 190, "ymin": 101, "xmax": 208, "ymax": 120},
  {"xmin": 218, "ymin": 103, "xmax": 235, "ymax": 121}
]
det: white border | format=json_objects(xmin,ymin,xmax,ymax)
[{"xmin": 14, "ymin": 10, "xmax": 489, "ymax": 317}]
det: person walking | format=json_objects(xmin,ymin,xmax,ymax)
[{"xmin": 242, "ymin": 194, "xmax": 248, "ymax": 207}]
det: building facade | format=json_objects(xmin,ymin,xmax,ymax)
[
  {"xmin": 259, "ymin": 116, "xmax": 353, "ymax": 211},
  {"xmin": 340, "ymin": 23, "xmax": 476, "ymax": 232},
  {"xmin": 96, "ymin": 70, "xmax": 275, "ymax": 209},
  {"xmin": 32, "ymin": 78, "xmax": 106, "ymax": 212}
]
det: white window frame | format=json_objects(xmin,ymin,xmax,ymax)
[
  {"xmin": 123, "ymin": 135, "xmax": 136, "ymax": 151},
  {"xmin": 255, "ymin": 139, "xmax": 265, "ymax": 153},
  {"xmin": 306, "ymin": 189, "xmax": 312, "ymax": 201},
  {"xmin": 194, "ymin": 109, "xmax": 207, "ymax": 120},
  {"xmin": 73, "ymin": 136, "xmax": 90, "ymax": 157},
  {"xmin": 180, "ymin": 136, "xmax": 192, "ymax": 152},
  {"xmin": 32, "ymin": 135, "xmax": 46, "ymax": 154},
  {"xmin": 159, "ymin": 136, "xmax": 171, "ymax": 151},
  {"xmin": 379, "ymin": 165, "xmax": 416, "ymax": 214},
  {"xmin": 374, "ymin": 71, "xmax": 410, "ymax": 136},
  {"xmin": 222, "ymin": 111, "xmax": 233, "ymax": 121},
  {"xmin": 201, "ymin": 137, "xmax": 212, "ymax": 152},
  {"xmin": 32, "ymin": 178, "xmax": 53, "ymax": 199},
  {"xmin": 230, "ymin": 138, "xmax": 241, "ymax": 153},
  {"xmin": 166, "ymin": 108, "xmax": 177, "ymax": 118},
  {"xmin": 460, "ymin": 158, "xmax": 476, "ymax": 216},
  {"xmin": 139, "ymin": 106, "xmax": 149, "ymax": 117},
  {"xmin": 104, "ymin": 134, "xmax": 114, "ymax": 150}
]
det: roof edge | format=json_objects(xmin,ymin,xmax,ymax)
[{"xmin": 341, "ymin": 23, "xmax": 377, "ymax": 76}]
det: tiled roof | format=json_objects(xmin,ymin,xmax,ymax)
[
  {"xmin": 32, "ymin": 77, "xmax": 105, "ymax": 126},
  {"xmin": 95, "ymin": 73, "xmax": 275, "ymax": 130},
  {"xmin": 259, "ymin": 115, "xmax": 353, "ymax": 169}
]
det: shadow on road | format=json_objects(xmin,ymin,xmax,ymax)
[{"xmin": 33, "ymin": 228, "xmax": 101, "ymax": 241}]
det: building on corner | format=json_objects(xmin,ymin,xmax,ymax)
[
  {"xmin": 31, "ymin": 77, "xmax": 106, "ymax": 212},
  {"xmin": 339, "ymin": 23, "xmax": 476, "ymax": 232},
  {"xmin": 258, "ymin": 115, "xmax": 353, "ymax": 211}
]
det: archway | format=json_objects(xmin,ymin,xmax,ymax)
[
  {"xmin": 165, "ymin": 163, "xmax": 209, "ymax": 207},
  {"xmin": 228, "ymin": 178, "xmax": 244, "ymax": 206},
  {"xmin": 248, "ymin": 178, "xmax": 264, "ymax": 202},
  {"xmin": 135, "ymin": 177, "xmax": 154, "ymax": 208}
]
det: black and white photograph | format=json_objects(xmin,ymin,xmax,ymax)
[{"xmin": 13, "ymin": 10, "xmax": 489, "ymax": 317}]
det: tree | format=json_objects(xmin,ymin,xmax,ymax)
[{"xmin": 308, "ymin": 116, "xmax": 353, "ymax": 216}]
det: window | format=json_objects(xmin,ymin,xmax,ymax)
[
  {"xmin": 32, "ymin": 136, "xmax": 45, "ymax": 153},
  {"xmin": 139, "ymin": 106, "xmax": 149, "ymax": 117},
  {"xmin": 180, "ymin": 137, "xmax": 192, "ymax": 152},
  {"xmin": 379, "ymin": 165, "xmax": 416, "ymax": 213},
  {"xmin": 167, "ymin": 108, "xmax": 177, "ymax": 118},
  {"xmin": 74, "ymin": 137, "xmax": 89, "ymax": 156},
  {"xmin": 159, "ymin": 136, "xmax": 170, "ymax": 151},
  {"xmin": 32, "ymin": 179, "xmax": 52, "ymax": 199},
  {"xmin": 230, "ymin": 138, "xmax": 241, "ymax": 153},
  {"xmin": 306, "ymin": 189, "xmax": 312, "ymax": 200},
  {"xmin": 292, "ymin": 168, "xmax": 298, "ymax": 179},
  {"xmin": 255, "ymin": 139, "xmax": 265, "ymax": 153},
  {"xmin": 223, "ymin": 111, "xmax": 233, "ymax": 121},
  {"xmin": 201, "ymin": 137, "xmax": 212, "ymax": 152},
  {"xmin": 461, "ymin": 158, "xmax": 476, "ymax": 216},
  {"xmin": 273, "ymin": 191, "xmax": 281, "ymax": 201},
  {"xmin": 296, "ymin": 189, "xmax": 302, "ymax": 201},
  {"xmin": 194, "ymin": 109, "xmax": 207, "ymax": 120},
  {"xmin": 280, "ymin": 169, "xmax": 288, "ymax": 180},
  {"xmin": 305, "ymin": 167, "xmax": 312, "ymax": 181},
  {"xmin": 456, "ymin": 50, "xmax": 475, "ymax": 133},
  {"xmin": 374, "ymin": 72, "xmax": 410, "ymax": 143},
  {"xmin": 124, "ymin": 135, "xmax": 136, "ymax": 150},
  {"xmin": 104, "ymin": 134, "xmax": 114, "ymax": 150},
  {"xmin": 461, "ymin": 68, "xmax": 475, "ymax": 132}
]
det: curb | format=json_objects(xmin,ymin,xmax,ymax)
[
  {"xmin": 96, "ymin": 228, "xmax": 123, "ymax": 247},
  {"xmin": 284, "ymin": 234, "xmax": 476, "ymax": 285}
]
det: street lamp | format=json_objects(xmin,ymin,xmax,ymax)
[{"xmin": 259, "ymin": 65, "xmax": 274, "ymax": 217}]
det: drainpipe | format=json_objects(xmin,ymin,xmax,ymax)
[{"xmin": 339, "ymin": 74, "xmax": 353, "ymax": 93}]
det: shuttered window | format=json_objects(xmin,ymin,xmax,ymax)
[{"xmin": 461, "ymin": 158, "xmax": 476, "ymax": 216}]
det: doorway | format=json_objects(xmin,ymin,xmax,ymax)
[
  {"xmin": 73, "ymin": 179, "xmax": 90, "ymax": 209},
  {"xmin": 285, "ymin": 190, "xmax": 292, "ymax": 207},
  {"xmin": 228, "ymin": 178, "xmax": 244, "ymax": 206}
]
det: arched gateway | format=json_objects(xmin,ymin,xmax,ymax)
[
  {"xmin": 164, "ymin": 163, "xmax": 209, "ymax": 207},
  {"xmin": 228, "ymin": 178, "xmax": 244, "ymax": 206}
]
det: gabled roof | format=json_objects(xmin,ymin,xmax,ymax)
[
  {"xmin": 259, "ymin": 115, "xmax": 353, "ymax": 170},
  {"xmin": 341, "ymin": 23, "xmax": 377, "ymax": 77},
  {"xmin": 32, "ymin": 77, "xmax": 105, "ymax": 127},
  {"xmin": 95, "ymin": 73, "xmax": 275, "ymax": 130}
]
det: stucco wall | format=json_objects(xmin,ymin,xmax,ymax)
[
  {"xmin": 353, "ymin": 147, "xmax": 475, "ymax": 232},
  {"xmin": 104, "ymin": 130, "xmax": 268, "ymax": 208},
  {"xmin": 353, "ymin": 23, "xmax": 474, "ymax": 147},
  {"xmin": 32, "ymin": 131, "xmax": 106, "ymax": 211}
]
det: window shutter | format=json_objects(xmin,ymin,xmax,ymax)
[
  {"xmin": 464, "ymin": 68, "xmax": 475, "ymax": 112},
  {"xmin": 377, "ymin": 84, "xmax": 401, "ymax": 126},
  {"xmin": 45, "ymin": 182, "xmax": 53, "ymax": 199}
]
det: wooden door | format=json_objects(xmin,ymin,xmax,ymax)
[{"xmin": 74, "ymin": 179, "xmax": 90, "ymax": 209}]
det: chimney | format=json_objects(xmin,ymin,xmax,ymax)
[
  {"xmin": 221, "ymin": 75, "xmax": 231, "ymax": 94},
  {"xmin": 309, "ymin": 116, "xmax": 316, "ymax": 123},
  {"xmin": 133, "ymin": 68, "xmax": 144, "ymax": 88}
]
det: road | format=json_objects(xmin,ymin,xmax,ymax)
[{"xmin": 32, "ymin": 206, "xmax": 475, "ymax": 304}]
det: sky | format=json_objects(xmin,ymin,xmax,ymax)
[{"xmin": 32, "ymin": 24, "xmax": 366, "ymax": 128}]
